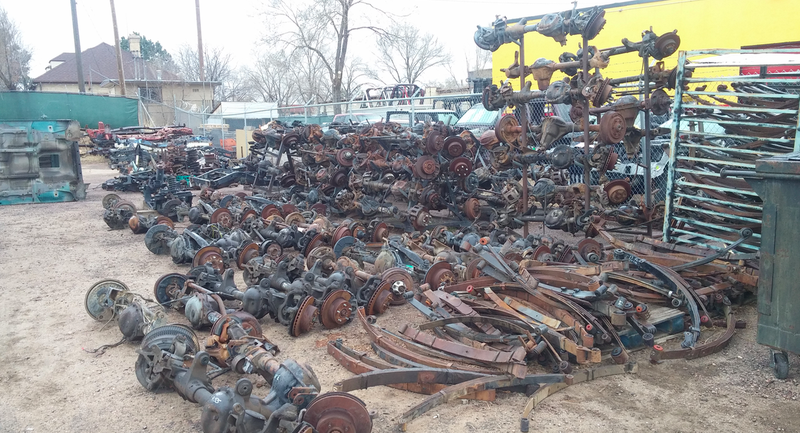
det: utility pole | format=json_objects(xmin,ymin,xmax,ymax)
[
  {"xmin": 70, "ymin": 0, "xmax": 86, "ymax": 93},
  {"xmin": 195, "ymin": 0, "xmax": 205, "ymax": 81},
  {"xmin": 110, "ymin": 0, "xmax": 126, "ymax": 95}
]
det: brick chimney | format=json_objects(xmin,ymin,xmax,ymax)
[{"xmin": 129, "ymin": 34, "xmax": 141, "ymax": 58}]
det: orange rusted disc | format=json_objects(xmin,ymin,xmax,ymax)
[
  {"xmin": 210, "ymin": 208, "xmax": 233, "ymax": 228},
  {"xmin": 366, "ymin": 282, "xmax": 393, "ymax": 316},
  {"xmin": 241, "ymin": 208, "xmax": 258, "ymax": 223},
  {"xmin": 598, "ymin": 111, "xmax": 626, "ymax": 144},
  {"xmin": 604, "ymin": 179, "xmax": 632, "ymax": 205},
  {"xmin": 424, "ymin": 261, "xmax": 456, "ymax": 288},
  {"xmin": 465, "ymin": 258, "xmax": 483, "ymax": 279},
  {"xmin": 193, "ymin": 246, "xmax": 225, "ymax": 272},
  {"xmin": 237, "ymin": 242, "xmax": 260, "ymax": 270},
  {"xmin": 290, "ymin": 296, "xmax": 318, "ymax": 337},
  {"xmin": 261, "ymin": 204, "xmax": 282, "ymax": 219},
  {"xmin": 128, "ymin": 215, "xmax": 145, "ymax": 234},
  {"xmin": 281, "ymin": 203, "xmax": 298, "ymax": 217},
  {"xmin": 371, "ymin": 222, "xmax": 388, "ymax": 243},
  {"xmin": 155, "ymin": 215, "xmax": 174, "ymax": 229},
  {"xmin": 304, "ymin": 233, "xmax": 328, "ymax": 256},
  {"xmin": 284, "ymin": 211, "xmax": 305, "ymax": 226},
  {"xmin": 332, "ymin": 224, "xmax": 353, "ymax": 244},
  {"xmin": 532, "ymin": 245, "xmax": 553, "ymax": 262},
  {"xmin": 320, "ymin": 290, "xmax": 353, "ymax": 329},
  {"xmin": 463, "ymin": 198, "xmax": 481, "ymax": 220}
]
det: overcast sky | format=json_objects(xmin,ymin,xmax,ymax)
[{"xmin": 5, "ymin": 0, "xmax": 617, "ymax": 86}]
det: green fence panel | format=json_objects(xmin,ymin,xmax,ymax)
[{"xmin": 0, "ymin": 92, "xmax": 139, "ymax": 128}]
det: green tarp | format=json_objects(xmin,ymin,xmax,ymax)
[{"xmin": 0, "ymin": 92, "xmax": 139, "ymax": 128}]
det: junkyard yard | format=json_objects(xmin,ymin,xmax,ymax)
[{"xmin": 1, "ymin": 164, "xmax": 799, "ymax": 433}]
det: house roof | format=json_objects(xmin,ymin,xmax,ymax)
[
  {"xmin": 49, "ymin": 52, "xmax": 74, "ymax": 63},
  {"xmin": 33, "ymin": 43, "xmax": 183, "ymax": 85}
]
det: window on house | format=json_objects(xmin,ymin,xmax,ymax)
[
  {"xmin": 39, "ymin": 154, "xmax": 60, "ymax": 168},
  {"xmin": 138, "ymin": 87, "xmax": 162, "ymax": 102}
]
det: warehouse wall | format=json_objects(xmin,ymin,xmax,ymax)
[{"xmin": 491, "ymin": 0, "xmax": 800, "ymax": 88}]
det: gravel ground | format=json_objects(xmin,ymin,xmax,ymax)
[{"xmin": 0, "ymin": 162, "xmax": 798, "ymax": 433}]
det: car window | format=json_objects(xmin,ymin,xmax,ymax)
[{"xmin": 456, "ymin": 106, "xmax": 499, "ymax": 125}]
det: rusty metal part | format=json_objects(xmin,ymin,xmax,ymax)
[
  {"xmin": 443, "ymin": 136, "xmax": 466, "ymax": 158},
  {"xmin": 210, "ymin": 208, "xmax": 233, "ymax": 228},
  {"xmin": 425, "ymin": 131, "xmax": 445, "ymax": 154},
  {"xmin": 448, "ymin": 156, "xmax": 473, "ymax": 177},
  {"xmin": 604, "ymin": 179, "xmax": 632, "ymax": 205},
  {"xmin": 650, "ymin": 306, "xmax": 737, "ymax": 362},
  {"xmin": 598, "ymin": 111, "xmax": 626, "ymax": 144},
  {"xmin": 236, "ymin": 242, "xmax": 260, "ymax": 270},
  {"xmin": 495, "ymin": 115, "xmax": 523, "ymax": 143},
  {"xmin": 290, "ymin": 296, "xmax": 318, "ymax": 337},
  {"xmin": 320, "ymin": 290, "xmax": 353, "ymax": 329},
  {"xmin": 463, "ymin": 198, "xmax": 482, "ymax": 220},
  {"xmin": 335, "ymin": 148, "xmax": 356, "ymax": 167},
  {"xmin": 303, "ymin": 392, "xmax": 372, "ymax": 433},
  {"xmin": 424, "ymin": 261, "xmax": 457, "ymax": 288},
  {"xmin": 413, "ymin": 155, "xmax": 440, "ymax": 180},
  {"xmin": 192, "ymin": 246, "xmax": 224, "ymax": 272},
  {"xmin": 576, "ymin": 239, "xmax": 603, "ymax": 262}
]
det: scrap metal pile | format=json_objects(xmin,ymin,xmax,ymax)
[
  {"xmin": 87, "ymin": 8, "xmax": 774, "ymax": 432},
  {"xmin": 84, "ymin": 280, "xmax": 374, "ymax": 433}
]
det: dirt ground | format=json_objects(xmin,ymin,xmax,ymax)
[{"xmin": 0, "ymin": 161, "xmax": 798, "ymax": 433}]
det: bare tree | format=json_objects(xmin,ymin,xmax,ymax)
[
  {"xmin": 465, "ymin": 46, "xmax": 492, "ymax": 73},
  {"xmin": 265, "ymin": 0, "xmax": 389, "ymax": 113},
  {"xmin": 374, "ymin": 22, "xmax": 451, "ymax": 85},
  {"xmin": 175, "ymin": 45, "xmax": 252, "ymax": 101},
  {"xmin": 246, "ymin": 50, "xmax": 299, "ymax": 106},
  {"xmin": 0, "ymin": 7, "xmax": 32, "ymax": 90}
]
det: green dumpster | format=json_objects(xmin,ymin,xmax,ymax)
[{"xmin": 743, "ymin": 152, "xmax": 800, "ymax": 379}]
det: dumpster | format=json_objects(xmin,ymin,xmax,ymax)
[{"xmin": 733, "ymin": 152, "xmax": 800, "ymax": 379}]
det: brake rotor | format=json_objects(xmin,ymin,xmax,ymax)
[
  {"xmin": 413, "ymin": 155, "xmax": 440, "ymax": 180},
  {"xmin": 240, "ymin": 208, "xmax": 258, "ymax": 223},
  {"xmin": 85, "ymin": 279, "xmax": 129, "ymax": 321},
  {"xmin": 465, "ymin": 258, "xmax": 483, "ymax": 279},
  {"xmin": 366, "ymin": 281, "xmax": 393, "ymax": 316},
  {"xmin": 598, "ymin": 111, "xmax": 626, "ymax": 144},
  {"xmin": 306, "ymin": 246, "xmax": 336, "ymax": 272},
  {"xmin": 265, "ymin": 215, "xmax": 285, "ymax": 223},
  {"xmin": 210, "ymin": 311, "xmax": 263, "ymax": 339},
  {"xmin": 577, "ymin": 239, "xmax": 603, "ymax": 263},
  {"xmin": 281, "ymin": 203, "xmax": 298, "ymax": 217},
  {"xmin": 380, "ymin": 267, "xmax": 414, "ymax": 305},
  {"xmin": 462, "ymin": 197, "xmax": 481, "ymax": 220},
  {"xmin": 408, "ymin": 205, "xmax": 432, "ymax": 231},
  {"xmin": 604, "ymin": 179, "xmax": 632, "ymax": 205},
  {"xmin": 332, "ymin": 225, "xmax": 352, "ymax": 244},
  {"xmin": 424, "ymin": 261, "xmax": 456, "ymax": 288},
  {"xmin": 193, "ymin": 246, "xmax": 225, "ymax": 272},
  {"xmin": 602, "ymin": 150, "xmax": 619, "ymax": 172},
  {"xmin": 371, "ymin": 222, "xmax": 388, "ymax": 242},
  {"xmin": 144, "ymin": 224, "xmax": 173, "ymax": 255},
  {"xmin": 261, "ymin": 204, "xmax": 282, "ymax": 219},
  {"xmin": 155, "ymin": 216, "xmax": 174, "ymax": 229},
  {"xmin": 310, "ymin": 203, "xmax": 328, "ymax": 216},
  {"xmin": 336, "ymin": 148, "xmax": 356, "ymax": 167},
  {"xmin": 290, "ymin": 296, "xmax": 318, "ymax": 337},
  {"xmin": 285, "ymin": 211, "xmax": 306, "ymax": 226},
  {"xmin": 443, "ymin": 136, "xmax": 466, "ymax": 158},
  {"xmin": 102, "ymin": 193, "xmax": 121, "ymax": 210},
  {"xmin": 135, "ymin": 324, "xmax": 200, "ymax": 391},
  {"xmin": 425, "ymin": 131, "xmax": 445, "ymax": 154},
  {"xmin": 304, "ymin": 233, "xmax": 328, "ymax": 256},
  {"xmin": 210, "ymin": 208, "xmax": 233, "ymax": 228},
  {"xmin": 494, "ymin": 115, "xmax": 522, "ymax": 143},
  {"xmin": 320, "ymin": 290, "xmax": 353, "ymax": 329},
  {"xmin": 654, "ymin": 31, "xmax": 681, "ymax": 59},
  {"xmin": 349, "ymin": 221, "xmax": 367, "ymax": 240},
  {"xmin": 237, "ymin": 242, "xmax": 260, "ymax": 270},
  {"xmin": 448, "ymin": 156, "xmax": 473, "ymax": 178},
  {"xmin": 331, "ymin": 169, "xmax": 349, "ymax": 188},
  {"xmin": 532, "ymin": 245, "xmax": 553, "ymax": 261},
  {"xmin": 303, "ymin": 392, "xmax": 372, "ymax": 433},
  {"xmin": 260, "ymin": 240, "xmax": 283, "ymax": 259},
  {"xmin": 280, "ymin": 173, "xmax": 297, "ymax": 187},
  {"xmin": 591, "ymin": 78, "xmax": 613, "ymax": 107},
  {"xmin": 113, "ymin": 199, "xmax": 137, "ymax": 214},
  {"xmin": 583, "ymin": 9, "xmax": 606, "ymax": 40},
  {"xmin": 128, "ymin": 214, "xmax": 145, "ymax": 234},
  {"xmin": 153, "ymin": 273, "xmax": 188, "ymax": 306}
]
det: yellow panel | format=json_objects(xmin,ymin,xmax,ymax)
[{"xmin": 492, "ymin": 0, "xmax": 800, "ymax": 89}]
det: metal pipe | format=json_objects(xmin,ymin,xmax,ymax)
[
  {"xmin": 581, "ymin": 35, "xmax": 591, "ymax": 212},
  {"xmin": 720, "ymin": 169, "xmax": 800, "ymax": 181},
  {"xmin": 518, "ymin": 37, "xmax": 529, "ymax": 236},
  {"xmin": 109, "ymin": 0, "xmax": 126, "ymax": 96},
  {"xmin": 662, "ymin": 50, "xmax": 687, "ymax": 243},
  {"xmin": 642, "ymin": 55, "xmax": 653, "ymax": 218},
  {"xmin": 195, "ymin": 0, "xmax": 205, "ymax": 81}
]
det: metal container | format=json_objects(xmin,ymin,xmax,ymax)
[{"xmin": 744, "ymin": 152, "xmax": 800, "ymax": 378}]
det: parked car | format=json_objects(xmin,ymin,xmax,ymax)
[
  {"xmin": 327, "ymin": 113, "xmax": 384, "ymax": 133},
  {"xmin": 454, "ymin": 104, "xmax": 502, "ymax": 134},
  {"xmin": 385, "ymin": 110, "xmax": 459, "ymax": 127}
]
